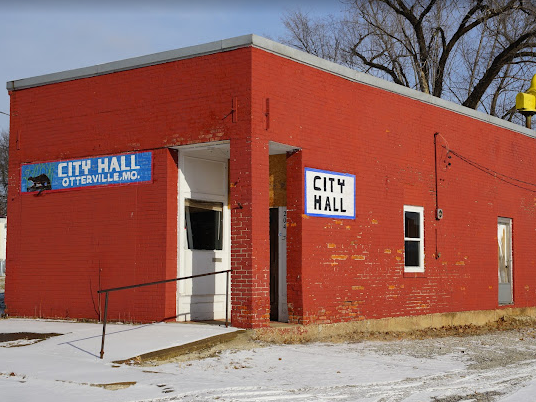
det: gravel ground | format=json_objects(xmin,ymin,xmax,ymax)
[
  {"xmin": 357, "ymin": 328, "xmax": 536, "ymax": 401},
  {"xmin": 367, "ymin": 326, "xmax": 536, "ymax": 371}
]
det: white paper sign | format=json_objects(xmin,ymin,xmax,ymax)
[{"xmin": 305, "ymin": 168, "xmax": 355, "ymax": 219}]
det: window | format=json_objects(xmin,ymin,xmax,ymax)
[
  {"xmin": 185, "ymin": 199, "xmax": 223, "ymax": 250},
  {"xmin": 404, "ymin": 205, "xmax": 424, "ymax": 272}
]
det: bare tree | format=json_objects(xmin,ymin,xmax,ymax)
[
  {"xmin": 0, "ymin": 130, "xmax": 8, "ymax": 217},
  {"xmin": 280, "ymin": 1, "xmax": 536, "ymax": 124}
]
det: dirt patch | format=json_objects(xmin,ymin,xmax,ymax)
[
  {"xmin": 90, "ymin": 381, "xmax": 136, "ymax": 390},
  {"xmin": 0, "ymin": 276, "xmax": 4, "ymax": 292},
  {"xmin": 55, "ymin": 379, "xmax": 136, "ymax": 391},
  {"xmin": 0, "ymin": 332, "xmax": 62, "ymax": 347},
  {"xmin": 431, "ymin": 391, "xmax": 503, "ymax": 402}
]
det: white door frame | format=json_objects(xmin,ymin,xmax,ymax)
[
  {"xmin": 498, "ymin": 217, "xmax": 513, "ymax": 305},
  {"xmin": 176, "ymin": 143, "xmax": 231, "ymax": 321}
]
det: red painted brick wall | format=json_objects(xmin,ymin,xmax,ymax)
[
  {"xmin": 7, "ymin": 43, "xmax": 536, "ymax": 328},
  {"xmin": 229, "ymin": 137, "xmax": 270, "ymax": 328},
  {"xmin": 7, "ymin": 49, "xmax": 252, "ymax": 322},
  {"xmin": 250, "ymin": 47, "xmax": 536, "ymax": 325}
]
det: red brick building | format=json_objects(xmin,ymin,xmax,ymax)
[{"xmin": 5, "ymin": 35, "xmax": 536, "ymax": 328}]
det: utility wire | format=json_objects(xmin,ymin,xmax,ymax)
[
  {"xmin": 445, "ymin": 146, "xmax": 536, "ymax": 192},
  {"xmin": 0, "ymin": 111, "xmax": 9, "ymax": 117}
]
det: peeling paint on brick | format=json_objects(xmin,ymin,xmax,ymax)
[{"xmin": 331, "ymin": 255, "xmax": 348, "ymax": 260}]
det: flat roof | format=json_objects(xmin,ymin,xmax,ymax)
[{"xmin": 6, "ymin": 34, "xmax": 534, "ymax": 138}]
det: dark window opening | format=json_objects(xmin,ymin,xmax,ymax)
[
  {"xmin": 404, "ymin": 206, "xmax": 423, "ymax": 271},
  {"xmin": 185, "ymin": 199, "xmax": 223, "ymax": 250},
  {"xmin": 404, "ymin": 240, "xmax": 420, "ymax": 267},
  {"xmin": 405, "ymin": 211, "xmax": 420, "ymax": 238}
]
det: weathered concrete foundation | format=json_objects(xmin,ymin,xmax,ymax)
[{"xmin": 253, "ymin": 308, "xmax": 536, "ymax": 343}]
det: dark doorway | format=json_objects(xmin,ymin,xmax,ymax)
[{"xmin": 270, "ymin": 208, "xmax": 279, "ymax": 321}]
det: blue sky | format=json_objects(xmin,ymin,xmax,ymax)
[{"xmin": 0, "ymin": 0, "xmax": 343, "ymax": 132}]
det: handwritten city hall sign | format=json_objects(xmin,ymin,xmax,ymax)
[
  {"xmin": 305, "ymin": 167, "xmax": 355, "ymax": 219},
  {"xmin": 21, "ymin": 151, "xmax": 152, "ymax": 193}
]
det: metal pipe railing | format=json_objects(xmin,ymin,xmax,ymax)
[{"xmin": 97, "ymin": 269, "xmax": 231, "ymax": 359}]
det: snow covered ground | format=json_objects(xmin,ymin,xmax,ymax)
[{"xmin": 2, "ymin": 318, "xmax": 536, "ymax": 401}]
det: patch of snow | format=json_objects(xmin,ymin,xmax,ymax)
[
  {"xmin": 1, "ymin": 318, "xmax": 536, "ymax": 401},
  {"xmin": 0, "ymin": 318, "xmax": 238, "ymax": 361},
  {"xmin": 498, "ymin": 377, "xmax": 536, "ymax": 401}
]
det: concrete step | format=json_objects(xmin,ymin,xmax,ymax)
[{"xmin": 114, "ymin": 329, "xmax": 246, "ymax": 364}]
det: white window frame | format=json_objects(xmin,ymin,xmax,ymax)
[{"xmin": 404, "ymin": 205, "xmax": 424, "ymax": 273}]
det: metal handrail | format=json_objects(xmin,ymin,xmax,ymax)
[{"xmin": 97, "ymin": 269, "xmax": 231, "ymax": 359}]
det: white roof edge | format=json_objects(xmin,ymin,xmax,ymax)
[
  {"xmin": 6, "ymin": 34, "xmax": 256, "ymax": 92},
  {"xmin": 6, "ymin": 33, "xmax": 534, "ymax": 138}
]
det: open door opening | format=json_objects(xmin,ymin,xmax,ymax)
[
  {"xmin": 270, "ymin": 208, "xmax": 279, "ymax": 321},
  {"xmin": 498, "ymin": 217, "xmax": 513, "ymax": 305},
  {"xmin": 270, "ymin": 207, "xmax": 288, "ymax": 322},
  {"xmin": 269, "ymin": 147, "xmax": 292, "ymax": 323}
]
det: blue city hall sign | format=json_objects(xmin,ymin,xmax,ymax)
[{"xmin": 21, "ymin": 151, "xmax": 152, "ymax": 193}]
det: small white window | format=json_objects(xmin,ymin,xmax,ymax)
[{"xmin": 404, "ymin": 205, "xmax": 424, "ymax": 272}]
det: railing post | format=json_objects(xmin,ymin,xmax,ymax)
[
  {"xmin": 99, "ymin": 292, "xmax": 109, "ymax": 359},
  {"xmin": 225, "ymin": 270, "xmax": 230, "ymax": 328},
  {"xmin": 96, "ymin": 269, "xmax": 232, "ymax": 357}
]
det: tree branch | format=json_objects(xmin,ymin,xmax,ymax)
[
  {"xmin": 432, "ymin": 0, "xmax": 519, "ymax": 98},
  {"xmin": 463, "ymin": 29, "xmax": 536, "ymax": 109},
  {"xmin": 380, "ymin": 0, "xmax": 431, "ymax": 92},
  {"xmin": 349, "ymin": 45, "xmax": 405, "ymax": 85}
]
